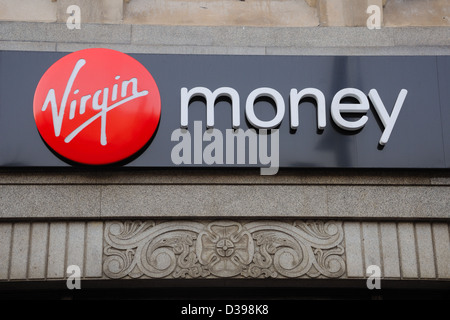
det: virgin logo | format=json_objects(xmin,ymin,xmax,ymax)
[{"xmin": 33, "ymin": 48, "xmax": 161, "ymax": 165}]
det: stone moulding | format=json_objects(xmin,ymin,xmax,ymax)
[{"xmin": 103, "ymin": 220, "xmax": 346, "ymax": 279}]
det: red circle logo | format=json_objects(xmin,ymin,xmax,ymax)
[{"xmin": 33, "ymin": 48, "xmax": 161, "ymax": 165}]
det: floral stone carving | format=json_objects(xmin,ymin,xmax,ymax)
[{"xmin": 103, "ymin": 220, "xmax": 345, "ymax": 279}]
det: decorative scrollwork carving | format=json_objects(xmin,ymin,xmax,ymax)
[{"xmin": 103, "ymin": 220, "xmax": 345, "ymax": 279}]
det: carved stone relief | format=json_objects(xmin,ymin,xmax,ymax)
[{"xmin": 103, "ymin": 220, "xmax": 345, "ymax": 279}]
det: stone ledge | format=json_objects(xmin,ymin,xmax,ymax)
[
  {"xmin": 100, "ymin": 185, "xmax": 450, "ymax": 219},
  {"xmin": 0, "ymin": 185, "xmax": 101, "ymax": 219},
  {"xmin": 0, "ymin": 40, "xmax": 56, "ymax": 52},
  {"xmin": 130, "ymin": 25, "xmax": 395, "ymax": 47},
  {"xmin": 265, "ymin": 45, "xmax": 450, "ymax": 56},
  {"xmin": 0, "ymin": 22, "xmax": 448, "ymax": 51},
  {"xmin": 130, "ymin": 26, "xmax": 450, "ymax": 48},
  {"xmin": 0, "ymin": 21, "xmax": 131, "ymax": 44},
  {"xmin": 2, "ymin": 41, "xmax": 450, "ymax": 56},
  {"xmin": 0, "ymin": 169, "xmax": 447, "ymax": 185},
  {"xmin": 54, "ymin": 42, "xmax": 268, "ymax": 55},
  {"xmin": 0, "ymin": 183, "xmax": 449, "ymax": 220}
]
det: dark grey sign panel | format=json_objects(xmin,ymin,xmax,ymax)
[
  {"xmin": 438, "ymin": 56, "xmax": 450, "ymax": 168},
  {"xmin": 0, "ymin": 51, "xmax": 449, "ymax": 168}
]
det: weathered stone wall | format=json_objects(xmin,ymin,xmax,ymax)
[
  {"xmin": 0, "ymin": 0, "xmax": 448, "ymax": 27},
  {"xmin": 0, "ymin": 0, "xmax": 449, "ymax": 292}
]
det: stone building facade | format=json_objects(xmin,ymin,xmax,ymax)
[{"xmin": 0, "ymin": 0, "xmax": 449, "ymax": 299}]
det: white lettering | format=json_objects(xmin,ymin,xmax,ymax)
[
  {"xmin": 79, "ymin": 94, "xmax": 91, "ymax": 115},
  {"xmin": 290, "ymin": 88, "xmax": 326, "ymax": 130},
  {"xmin": 331, "ymin": 88, "xmax": 370, "ymax": 131},
  {"xmin": 180, "ymin": 87, "xmax": 240, "ymax": 129},
  {"xmin": 181, "ymin": 304, "xmax": 215, "ymax": 317},
  {"xmin": 112, "ymin": 76, "xmax": 120, "ymax": 101},
  {"xmin": 246, "ymin": 87, "xmax": 285, "ymax": 129},
  {"xmin": 121, "ymin": 78, "xmax": 138, "ymax": 98},
  {"xmin": 42, "ymin": 59, "xmax": 86, "ymax": 137},
  {"xmin": 181, "ymin": 86, "xmax": 406, "ymax": 146},
  {"xmin": 369, "ymin": 89, "xmax": 407, "ymax": 145},
  {"xmin": 92, "ymin": 88, "xmax": 109, "ymax": 145}
]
